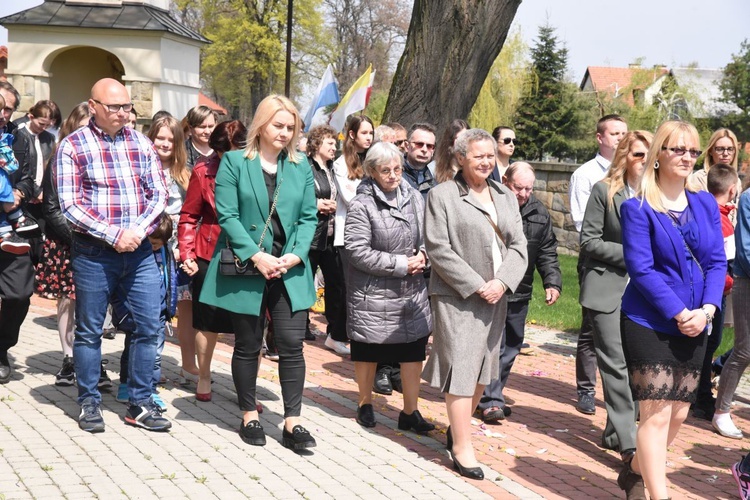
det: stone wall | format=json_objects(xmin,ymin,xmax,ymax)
[{"xmin": 529, "ymin": 161, "xmax": 580, "ymax": 255}]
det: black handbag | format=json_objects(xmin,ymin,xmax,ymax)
[{"xmin": 219, "ymin": 170, "xmax": 283, "ymax": 276}]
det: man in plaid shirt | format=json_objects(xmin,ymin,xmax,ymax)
[{"xmin": 56, "ymin": 78, "xmax": 170, "ymax": 433}]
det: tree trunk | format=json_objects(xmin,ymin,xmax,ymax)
[{"xmin": 383, "ymin": 0, "xmax": 521, "ymax": 130}]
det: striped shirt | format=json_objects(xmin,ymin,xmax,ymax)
[{"xmin": 56, "ymin": 119, "xmax": 168, "ymax": 246}]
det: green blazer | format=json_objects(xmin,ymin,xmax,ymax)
[{"xmin": 199, "ymin": 150, "xmax": 317, "ymax": 315}]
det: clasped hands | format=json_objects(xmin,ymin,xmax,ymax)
[
  {"xmin": 477, "ymin": 279, "xmax": 506, "ymax": 305},
  {"xmin": 406, "ymin": 251, "xmax": 426, "ymax": 275},
  {"xmin": 675, "ymin": 306, "xmax": 714, "ymax": 337},
  {"xmin": 252, "ymin": 252, "xmax": 301, "ymax": 280},
  {"xmin": 317, "ymin": 198, "xmax": 337, "ymax": 215}
]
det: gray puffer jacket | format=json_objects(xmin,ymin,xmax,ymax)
[{"xmin": 343, "ymin": 177, "xmax": 432, "ymax": 344}]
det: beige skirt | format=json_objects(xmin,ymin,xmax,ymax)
[{"xmin": 421, "ymin": 293, "xmax": 507, "ymax": 397}]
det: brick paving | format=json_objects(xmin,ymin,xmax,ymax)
[{"xmin": 0, "ymin": 296, "xmax": 747, "ymax": 499}]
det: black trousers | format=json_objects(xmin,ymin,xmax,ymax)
[
  {"xmin": 576, "ymin": 259, "xmax": 597, "ymax": 395},
  {"xmin": 0, "ymin": 298, "xmax": 31, "ymax": 354},
  {"xmin": 479, "ymin": 299, "xmax": 529, "ymax": 409},
  {"xmin": 308, "ymin": 242, "xmax": 347, "ymax": 342},
  {"xmin": 231, "ymin": 279, "xmax": 307, "ymax": 417}
]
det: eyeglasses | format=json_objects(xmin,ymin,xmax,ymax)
[
  {"xmin": 714, "ymin": 146, "xmax": 736, "ymax": 154},
  {"xmin": 93, "ymin": 100, "xmax": 134, "ymax": 113},
  {"xmin": 661, "ymin": 146, "xmax": 702, "ymax": 158},
  {"xmin": 631, "ymin": 152, "xmax": 646, "ymax": 159},
  {"xmin": 410, "ymin": 141, "xmax": 435, "ymax": 151},
  {"xmin": 394, "ymin": 139, "xmax": 406, "ymax": 147},
  {"xmin": 501, "ymin": 137, "xmax": 518, "ymax": 146},
  {"xmin": 377, "ymin": 166, "xmax": 402, "ymax": 176}
]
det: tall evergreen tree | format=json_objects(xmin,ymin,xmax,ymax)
[{"xmin": 514, "ymin": 24, "xmax": 581, "ymax": 161}]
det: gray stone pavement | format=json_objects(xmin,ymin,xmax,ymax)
[{"xmin": 0, "ymin": 307, "xmax": 537, "ymax": 500}]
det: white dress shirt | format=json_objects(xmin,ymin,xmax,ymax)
[{"xmin": 569, "ymin": 153, "xmax": 611, "ymax": 232}]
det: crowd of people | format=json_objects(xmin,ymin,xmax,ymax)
[{"xmin": 0, "ymin": 77, "xmax": 745, "ymax": 496}]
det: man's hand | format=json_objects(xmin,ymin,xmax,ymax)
[
  {"xmin": 114, "ymin": 229, "xmax": 141, "ymax": 253},
  {"xmin": 545, "ymin": 288, "xmax": 560, "ymax": 305},
  {"xmin": 9, "ymin": 189, "xmax": 23, "ymax": 210}
]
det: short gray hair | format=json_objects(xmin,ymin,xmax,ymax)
[
  {"xmin": 453, "ymin": 128, "xmax": 495, "ymax": 158},
  {"xmin": 373, "ymin": 125, "xmax": 395, "ymax": 144},
  {"xmin": 505, "ymin": 162, "xmax": 535, "ymax": 181},
  {"xmin": 363, "ymin": 141, "xmax": 402, "ymax": 176}
]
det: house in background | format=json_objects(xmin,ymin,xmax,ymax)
[
  {"xmin": 0, "ymin": 46, "xmax": 7, "ymax": 80},
  {"xmin": 580, "ymin": 64, "xmax": 669, "ymax": 107},
  {"xmin": 0, "ymin": 0, "xmax": 208, "ymax": 124},
  {"xmin": 665, "ymin": 67, "xmax": 741, "ymax": 120}
]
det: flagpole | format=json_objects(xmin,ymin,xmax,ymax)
[{"xmin": 285, "ymin": 0, "xmax": 293, "ymax": 97}]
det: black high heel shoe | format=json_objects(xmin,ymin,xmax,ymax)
[
  {"xmin": 453, "ymin": 456, "xmax": 484, "ymax": 480},
  {"xmin": 446, "ymin": 426, "xmax": 453, "ymax": 451}
]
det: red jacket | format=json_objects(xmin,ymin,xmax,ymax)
[{"xmin": 178, "ymin": 155, "xmax": 222, "ymax": 262}]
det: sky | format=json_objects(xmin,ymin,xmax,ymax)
[{"xmin": 1, "ymin": 0, "xmax": 749, "ymax": 85}]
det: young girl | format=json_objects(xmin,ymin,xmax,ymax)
[{"xmin": 147, "ymin": 116, "xmax": 196, "ymax": 385}]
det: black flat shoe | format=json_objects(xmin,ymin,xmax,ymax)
[
  {"xmin": 372, "ymin": 370, "xmax": 392, "ymax": 395},
  {"xmin": 239, "ymin": 419, "xmax": 266, "ymax": 446},
  {"xmin": 446, "ymin": 426, "xmax": 452, "ymax": 451},
  {"xmin": 398, "ymin": 410, "xmax": 435, "ymax": 434},
  {"xmin": 453, "ymin": 456, "xmax": 484, "ymax": 480},
  {"xmin": 617, "ymin": 461, "xmax": 646, "ymax": 500},
  {"xmin": 282, "ymin": 425, "xmax": 317, "ymax": 450},
  {"xmin": 356, "ymin": 403, "xmax": 376, "ymax": 428}
]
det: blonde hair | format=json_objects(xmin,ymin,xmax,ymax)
[
  {"xmin": 637, "ymin": 121, "xmax": 700, "ymax": 213},
  {"xmin": 147, "ymin": 115, "xmax": 189, "ymax": 190},
  {"xmin": 243, "ymin": 94, "xmax": 303, "ymax": 163},
  {"xmin": 705, "ymin": 128, "xmax": 739, "ymax": 171},
  {"xmin": 604, "ymin": 130, "xmax": 653, "ymax": 208}
]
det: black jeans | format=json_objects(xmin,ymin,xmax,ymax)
[
  {"xmin": 308, "ymin": 243, "xmax": 347, "ymax": 342},
  {"xmin": 0, "ymin": 298, "xmax": 30, "ymax": 354},
  {"xmin": 231, "ymin": 279, "xmax": 307, "ymax": 417},
  {"xmin": 479, "ymin": 300, "xmax": 529, "ymax": 409}
]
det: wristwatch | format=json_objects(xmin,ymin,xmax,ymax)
[{"xmin": 702, "ymin": 306, "xmax": 714, "ymax": 335}]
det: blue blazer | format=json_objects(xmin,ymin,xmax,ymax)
[{"xmin": 620, "ymin": 190, "xmax": 726, "ymax": 336}]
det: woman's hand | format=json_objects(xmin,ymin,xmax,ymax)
[
  {"xmin": 676, "ymin": 309, "xmax": 708, "ymax": 337},
  {"xmin": 278, "ymin": 253, "xmax": 302, "ymax": 274},
  {"xmin": 406, "ymin": 251, "xmax": 426, "ymax": 275},
  {"xmin": 252, "ymin": 252, "xmax": 285, "ymax": 280},
  {"xmin": 477, "ymin": 279, "xmax": 506, "ymax": 305},
  {"xmin": 181, "ymin": 258, "xmax": 199, "ymax": 276},
  {"xmin": 317, "ymin": 199, "xmax": 336, "ymax": 215}
]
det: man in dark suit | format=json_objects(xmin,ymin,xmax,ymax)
[{"xmin": 0, "ymin": 81, "xmax": 35, "ymax": 384}]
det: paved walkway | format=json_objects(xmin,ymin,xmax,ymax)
[{"xmin": 0, "ymin": 297, "xmax": 747, "ymax": 499}]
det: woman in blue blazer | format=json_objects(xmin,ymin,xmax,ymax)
[{"xmin": 618, "ymin": 121, "xmax": 725, "ymax": 499}]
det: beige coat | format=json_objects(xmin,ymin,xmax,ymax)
[{"xmin": 421, "ymin": 173, "xmax": 527, "ymax": 396}]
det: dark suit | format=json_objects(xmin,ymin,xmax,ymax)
[{"xmin": 579, "ymin": 181, "xmax": 636, "ymax": 452}]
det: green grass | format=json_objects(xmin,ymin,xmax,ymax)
[
  {"xmin": 527, "ymin": 254, "xmax": 581, "ymax": 333},
  {"xmin": 526, "ymin": 253, "xmax": 736, "ymax": 357}
]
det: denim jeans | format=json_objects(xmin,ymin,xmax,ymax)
[{"xmin": 71, "ymin": 238, "xmax": 163, "ymax": 406}]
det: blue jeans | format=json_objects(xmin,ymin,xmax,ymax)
[{"xmin": 71, "ymin": 238, "xmax": 163, "ymax": 406}]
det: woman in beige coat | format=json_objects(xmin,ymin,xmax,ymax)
[{"xmin": 422, "ymin": 128, "xmax": 527, "ymax": 480}]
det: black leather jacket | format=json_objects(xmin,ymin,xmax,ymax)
[
  {"xmin": 309, "ymin": 156, "xmax": 335, "ymax": 252},
  {"xmin": 510, "ymin": 194, "xmax": 562, "ymax": 303},
  {"xmin": 42, "ymin": 161, "xmax": 72, "ymax": 244}
]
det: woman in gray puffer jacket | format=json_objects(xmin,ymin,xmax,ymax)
[{"xmin": 344, "ymin": 141, "xmax": 433, "ymax": 434}]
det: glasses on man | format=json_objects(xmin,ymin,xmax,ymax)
[
  {"xmin": 93, "ymin": 100, "xmax": 134, "ymax": 113},
  {"xmin": 394, "ymin": 139, "xmax": 406, "ymax": 147},
  {"xmin": 501, "ymin": 137, "xmax": 518, "ymax": 146},
  {"xmin": 411, "ymin": 141, "xmax": 435, "ymax": 151},
  {"xmin": 714, "ymin": 146, "xmax": 736, "ymax": 155},
  {"xmin": 661, "ymin": 146, "xmax": 702, "ymax": 158}
]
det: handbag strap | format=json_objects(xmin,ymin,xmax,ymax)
[
  {"xmin": 225, "ymin": 167, "xmax": 285, "ymax": 252},
  {"xmin": 482, "ymin": 211, "xmax": 506, "ymax": 247},
  {"xmin": 667, "ymin": 212, "xmax": 705, "ymax": 280}
]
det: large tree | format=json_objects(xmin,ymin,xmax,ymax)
[
  {"xmin": 382, "ymin": 0, "xmax": 521, "ymax": 130},
  {"xmin": 719, "ymin": 39, "xmax": 750, "ymax": 142}
]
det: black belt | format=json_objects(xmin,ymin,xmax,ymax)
[{"xmin": 72, "ymin": 232, "xmax": 111, "ymax": 248}]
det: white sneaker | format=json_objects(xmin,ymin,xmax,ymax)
[
  {"xmin": 713, "ymin": 413, "xmax": 744, "ymax": 439},
  {"xmin": 324, "ymin": 335, "xmax": 351, "ymax": 355}
]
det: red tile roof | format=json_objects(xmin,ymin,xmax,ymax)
[
  {"xmin": 0, "ymin": 46, "xmax": 7, "ymax": 60},
  {"xmin": 581, "ymin": 66, "xmax": 668, "ymax": 106},
  {"xmin": 198, "ymin": 92, "xmax": 227, "ymax": 115}
]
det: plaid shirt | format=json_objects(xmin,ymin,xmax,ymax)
[{"xmin": 56, "ymin": 118, "xmax": 167, "ymax": 246}]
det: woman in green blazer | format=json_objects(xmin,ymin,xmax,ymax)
[
  {"xmin": 579, "ymin": 130, "xmax": 651, "ymax": 470},
  {"xmin": 200, "ymin": 95, "xmax": 318, "ymax": 450}
]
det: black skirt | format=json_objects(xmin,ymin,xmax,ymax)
[
  {"xmin": 193, "ymin": 258, "xmax": 234, "ymax": 333},
  {"xmin": 621, "ymin": 313, "xmax": 706, "ymax": 403},
  {"xmin": 350, "ymin": 335, "xmax": 429, "ymax": 363}
]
